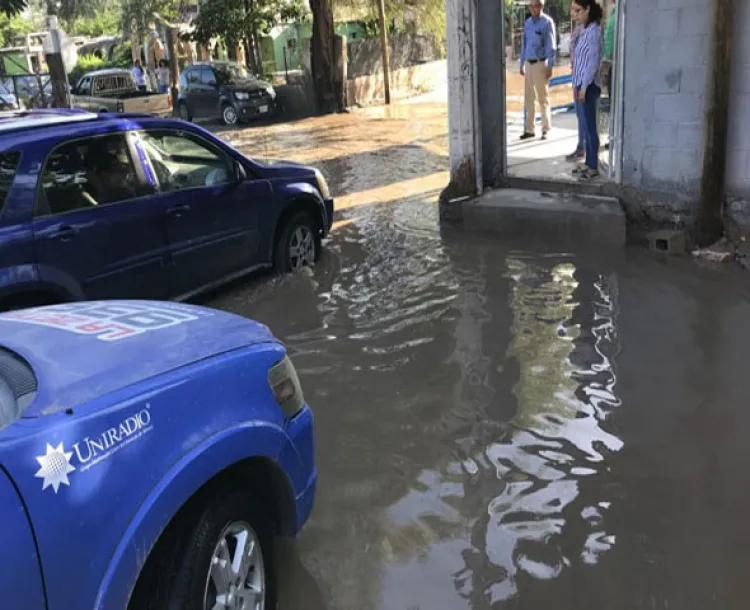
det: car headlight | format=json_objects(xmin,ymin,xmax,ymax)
[
  {"xmin": 268, "ymin": 355, "xmax": 305, "ymax": 419},
  {"xmin": 235, "ymin": 91, "xmax": 249, "ymax": 101},
  {"xmin": 266, "ymin": 86, "xmax": 276, "ymax": 99},
  {"xmin": 314, "ymin": 169, "xmax": 330, "ymax": 198}
]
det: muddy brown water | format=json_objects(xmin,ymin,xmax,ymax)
[{"xmin": 206, "ymin": 105, "xmax": 750, "ymax": 609}]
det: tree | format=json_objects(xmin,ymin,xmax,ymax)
[
  {"xmin": 309, "ymin": 0, "xmax": 335, "ymax": 113},
  {"xmin": 0, "ymin": 0, "xmax": 26, "ymax": 18},
  {"xmin": 192, "ymin": 0, "xmax": 305, "ymax": 75},
  {"xmin": 0, "ymin": 9, "xmax": 34, "ymax": 45}
]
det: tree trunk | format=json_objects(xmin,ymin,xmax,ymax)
[{"xmin": 309, "ymin": 0, "xmax": 336, "ymax": 114}]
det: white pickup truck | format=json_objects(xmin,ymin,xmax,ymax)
[{"xmin": 70, "ymin": 68, "xmax": 172, "ymax": 116}]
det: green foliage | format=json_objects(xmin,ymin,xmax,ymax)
[
  {"xmin": 65, "ymin": 8, "xmax": 120, "ymax": 37},
  {"xmin": 339, "ymin": 0, "xmax": 445, "ymax": 47},
  {"xmin": 0, "ymin": 9, "xmax": 33, "ymax": 46},
  {"xmin": 68, "ymin": 53, "xmax": 110, "ymax": 84},
  {"xmin": 67, "ymin": 45, "xmax": 131, "ymax": 85},
  {"xmin": 121, "ymin": 0, "xmax": 180, "ymax": 39},
  {"xmin": 192, "ymin": 0, "xmax": 307, "ymax": 48},
  {"xmin": 0, "ymin": 0, "xmax": 27, "ymax": 18}
]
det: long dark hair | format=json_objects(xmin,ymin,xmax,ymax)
[{"xmin": 573, "ymin": 0, "xmax": 603, "ymax": 25}]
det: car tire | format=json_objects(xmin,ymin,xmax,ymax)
[
  {"xmin": 274, "ymin": 211, "xmax": 321, "ymax": 274},
  {"xmin": 178, "ymin": 101, "xmax": 192, "ymax": 122},
  {"xmin": 166, "ymin": 491, "xmax": 277, "ymax": 610},
  {"xmin": 221, "ymin": 104, "xmax": 239, "ymax": 126}
]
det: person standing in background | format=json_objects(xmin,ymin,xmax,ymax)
[
  {"xmin": 132, "ymin": 59, "xmax": 147, "ymax": 92},
  {"xmin": 157, "ymin": 59, "xmax": 171, "ymax": 94},
  {"xmin": 520, "ymin": 0, "xmax": 557, "ymax": 141},
  {"xmin": 570, "ymin": 0, "xmax": 603, "ymax": 180},
  {"xmin": 566, "ymin": 20, "xmax": 586, "ymax": 161}
]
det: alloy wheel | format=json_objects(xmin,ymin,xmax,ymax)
[
  {"xmin": 203, "ymin": 520, "xmax": 264, "ymax": 610},
  {"xmin": 288, "ymin": 226, "xmax": 316, "ymax": 270}
]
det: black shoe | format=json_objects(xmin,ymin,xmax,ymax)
[
  {"xmin": 520, "ymin": 132, "xmax": 535, "ymax": 140},
  {"xmin": 541, "ymin": 131, "xmax": 548, "ymax": 140}
]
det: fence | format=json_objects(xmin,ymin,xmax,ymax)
[{"xmin": 4, "ymin": 73, "xmax": 53, "ymax": 109}]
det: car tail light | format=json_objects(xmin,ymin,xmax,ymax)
[{"xmin": 268, "ymin": 355, "xmax": 304, "ymax": 419}]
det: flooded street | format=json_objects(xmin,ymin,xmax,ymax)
[{"xmin": 206, "ymin": 102, "xmax": 750, "ymax": 609}]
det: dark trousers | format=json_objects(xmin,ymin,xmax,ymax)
[
  {"xmin": 574, "ymin": 94, "xmax": 587, "ymax": 153},
  {"xmin": 575, "ymin": 84, "xmax": 601, "ymax": 170}
]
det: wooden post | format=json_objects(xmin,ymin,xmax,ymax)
[
  {"xmin": 376, "ymin": 0, "xmax": 391, "ymax": 104},
  {"xmin": 696, "ymin": 0, "xmax": 735, "ymax": 246}
]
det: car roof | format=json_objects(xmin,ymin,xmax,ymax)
[
  {"xmin": 0, "ymin": 109, "xmax": 181, "ymax": 142},
  {"xmin": 0, "ymin": 109, "xmax": 100, "ymax": 135},
  {"xmin": 81, "ymin": 68, "xmax": 132, "ymax": 78}
]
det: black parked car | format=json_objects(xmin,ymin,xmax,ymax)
[{"xmin": 177, "ymin": 61, "xmax": 278, "ymax": 126}]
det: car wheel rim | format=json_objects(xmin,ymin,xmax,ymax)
[
  {"xmin": 288, "ymin": 226, "xmax": 315, "ymax": 270},
  {"xmin": 224, "ymin": 106, "xmax": 238, "ymax": 124},
  {"xmin": 203, "ymin": 520, "xmax": 264, "ymax": 610},
  {"xmin": 179, "ymin": 105, "xmax": 189, "ymax": 120}
]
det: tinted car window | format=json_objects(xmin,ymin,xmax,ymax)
[
  {"xmin": 200, "ymin": 67, "xmax": 216, "ymax": 86},
  {"xmin": 77, "ymin": 76, "xmax": 92, "ymax": 95},
  {"xmin": 187, "ymin": 69, "xmax": 200, "ymax": 85},
  {"xmin": 38, "ymin": 135, "xmax": 141, "ymax": 216},
  {"xmin": 0, "ymin": 151, "xmax": 21, "ymax": 213},
  {"xmin": 139, "ymin": 130, "xmax": 233, "ymax": 192}
]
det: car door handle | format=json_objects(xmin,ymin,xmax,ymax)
[
  {"xmin": 52, "ymin": 225, "xmax": 78, "ymax": 242},
  {"xmin": 167, "ymin": 204, "xmax": 190, "ymax": 218}
]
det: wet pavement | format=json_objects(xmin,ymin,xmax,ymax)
[{"xmin": 205, "ymin": 106, "xmax": 750, "ymax": 609}]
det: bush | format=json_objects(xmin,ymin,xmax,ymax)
[{"xmin": 68, "ymin": 54, "xmax": 112, "ymax": 86}]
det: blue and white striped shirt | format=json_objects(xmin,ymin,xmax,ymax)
[
  {"xmin": 520, "ymin": 13, "xmax": 557, "ymax": 70},
  {"xmin": 572, "ymin": 23, "xmax": 602, "ymax": 89}
]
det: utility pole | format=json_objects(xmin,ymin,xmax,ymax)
[
  {"xmin": 152, "ymin": 13, "xmax": 180, "ymax": 116},
  {"xmin": 376, "ymin": 0, "xmax": 391, "ymax": 104},
  {"xmin": 44, "ymin": 16, "xmax": 69, "ymax": 108},
  {"xmin": 696, "ymin": 0, "xmax": 735, "ymax": 246}
]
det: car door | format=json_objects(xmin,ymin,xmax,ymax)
[
  {"xmin": 198, "ymin": 66, "xmax": 220, "ymax": 118},
  {"xmin": 0, "ymin": 470, "xmax": 45, "ymax": 610},
  {"xmin": 133, "ymin": 127, "xmax": 270, "ymax": 298},
  {"xmin": 32, "ymin": 132, "xmax": 173, "ymax": 300},
  {"xmin": 181, "ymin": 68, "xmax": 201, "ymax": 118}
]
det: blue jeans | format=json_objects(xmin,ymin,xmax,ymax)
[
  {"xmin": 159, "ymin": 84, "xmax": 169, "ymax": 93},
  {"xmin": 576, "ymin": 84, "xmax": 601, "ymax": 170},
  {"xmin": 574, "ymin": 94, "xmax": 586, "ymax": 153}
]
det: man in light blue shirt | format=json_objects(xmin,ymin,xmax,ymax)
[{"xmin": 519, "ymin": 0, "xmax": 557, "ymax": 139}]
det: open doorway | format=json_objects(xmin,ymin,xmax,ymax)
[{"xmin": 504, "ymin": 0, "xmax": 623, "ymax": 184}]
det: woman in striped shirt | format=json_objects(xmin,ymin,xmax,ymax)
[{"xmin": 570, "ymin": 0, "xmax": 604, "ymax": 179}]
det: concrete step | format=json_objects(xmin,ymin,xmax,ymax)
[{"xmin": 462, "ymin": 188, "xmax": 626, "ymax": 246}]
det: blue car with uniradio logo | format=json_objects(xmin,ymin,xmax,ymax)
[{"xmin": 0, "ymin": 300, "xmax": 316, "ymax": 610}]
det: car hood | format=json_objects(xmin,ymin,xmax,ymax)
[
  {"xmin": 0, "ymin": 301, "xmax": 278, "ymax": 415},
  {"xmin": 227, "ymin": 78, "xmax": 272, "ymax": 93},
  {"xmin": 258, "ymin": 159, "xmax": 315, "ymax": 178}
]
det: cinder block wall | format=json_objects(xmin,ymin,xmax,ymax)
[
  {"xmin": 621, "ymin": 0, "xmax": 710, "ymax": 197},
  {"xmin": 622, "ymin": 0, "xmax": 749, "ymax": 204},
  {"xmin": 727, "ymin": 0, "xmax": 750, "ymax": 200}
]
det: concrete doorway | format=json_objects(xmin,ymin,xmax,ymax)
[{"xmin": 503, "ymin": 0, "xmax": 624, "ymax": 185}]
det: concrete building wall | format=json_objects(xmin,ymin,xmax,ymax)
[
  {"xmin": 727, "ymin": 0, "xmax": 750, "ymax": 199},
  {"xmin": 622, "ymin": 0, "xmax": 750, "ymax": 203},
  {"xmin": 621, "ymin": 0, "xmax": 711, "ymax": 197}
]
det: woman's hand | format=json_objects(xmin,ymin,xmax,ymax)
[{"xmin": 578, "ymin": 87, "xmax": 587, "ymax": 102}]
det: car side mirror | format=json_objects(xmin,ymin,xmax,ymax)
[
  {"xmin": 70, "ymin": 87, "xmax": 78, "ymax": 95},
  {"xmin": 234, "ymin": 161, "xmax": 247, "ymax": 182}
]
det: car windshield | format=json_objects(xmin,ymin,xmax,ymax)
[
  {"xmin": 214, "ymin": 63, "xmax": 254, "ymax": 84},
  {"xmin": 0, "ymin": 347, "xmax": 37, "ymax": 432}
]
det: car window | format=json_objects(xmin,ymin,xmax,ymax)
[
  {"xmin": 138, "ymin": 130, "xmax": 233, "ymax": 192},
  {"xmin": 77, "ymin": 76, "xmax": 92, "ymax": 95},
  {"xmin": 200, "ymin": 67, "xmax": 216, "ymax": 86},
  {"xmin": 187, "ymin": 69, "xmax": 201, "ymax": 85},
  {"xmin": 0, "ymin": 151, "xmax": 21, "ymax": 213},
  {"xmin": 38, "ymin": 134, "xmax": 142, "ymax": 216}
]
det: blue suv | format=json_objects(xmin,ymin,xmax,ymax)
[{"xmin": 0, "ymin": 109, "xmax": 334, "ymax": 310}]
